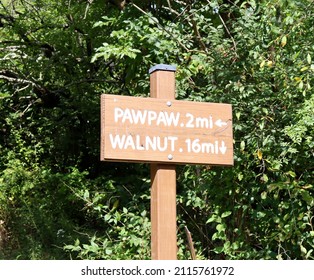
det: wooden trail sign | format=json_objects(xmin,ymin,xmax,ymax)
[
  {"xmin": 100, "ymin": 64, "xmax": 233, "ymax": 260},
  {"xmin": 100, "ymin": 95, "xmax": 233, "ymax": 166}
]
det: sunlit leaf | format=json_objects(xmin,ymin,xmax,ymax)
[
  {"xmin": 257, "ymin": 149, "xmax": 263, "ymax": 160},
  {"xmin": 307, "ymin": 54, "xmax": 312, "ymax": 64},
  {"xmin": 281, "ymin": 35, "xmax": 287, "ymax": 47}
]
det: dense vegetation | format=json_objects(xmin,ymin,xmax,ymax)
[{"xmin": 0, "ymin": 0, "xmax": 313, "ymax": 259}]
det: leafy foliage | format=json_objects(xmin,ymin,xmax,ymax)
[{"xmin": 1, "ymin": 0, "xmax": 313, "ymax": 259}]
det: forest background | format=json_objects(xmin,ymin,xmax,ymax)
[{"xmin": 0, "ymin": 0, "xmax": 313, "ymax": 260}]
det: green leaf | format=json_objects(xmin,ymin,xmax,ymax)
[
  {"xmin": 300, "ymin": 244, "xmax": 307, "ymax": 255},
  {"xmin": 216, "ymin": 223, "xmax": 226, "ymax": 232},
  {"xmin": 281, "ymin": 35, "xmax": 287, "ymax": 47},
  {"xmin": 206, "ymin": 214, "xmax": 219, "ymax": 223},
  {"xmin": 262, "ymin": 174, "xmax": 269, "ymax": 183},
  {"xmin": 240, "ymin": 141, "xmax": 245, "ymax": 151},
  {"xmin": 238, "ymin": 172, "xmax": 244, "ymax": 181},
  {"xmin": 105, "ymin": 249, "xmax": 112, "ymax": 255},
  {"xmin": 261, "ymin": 191, "xmax": 267, "ymax": 200},
  {"xmin": 300, "ymin": 190, "xmax": 314, "ymax": 206},
  {"xmin": 286, "ymin": 171, "xmax": 296, "ymax": 178},
  {"xmin": 307, "ymin": 54, "xmax": 312, "ymax": 64},
  {"xmin": 257, "ymin": 211, "xmax": 266, "ymax": 218},
  {"xmin": 221, "ymin": 211, "xmax": 232, "ymax": 218},
  {"xmin": 213, "ymin": 246, "xmax": 224, "ymax": 253}
]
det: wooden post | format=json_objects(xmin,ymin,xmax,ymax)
[
  {"xmin": 149, "ymin": 64, "xmax": 177, "ymax": 260},
  {"xmin": 101, "ymin": 65, "xmax": 233, "ymax": 259}
]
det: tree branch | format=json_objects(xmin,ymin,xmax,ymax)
[
  {"xmin": 217, "ymin": 13, "xmax": 238, "ymax": 58},
  {"xmin": 186, "ymin": 3, "xmax": 208, "ymax": 53},
  {"xmin": 207, "ymin": 1, "xmax": 239, "ymax": 58},
  {"xmin": 131, "ymin": 2, "xmax": 190, "ymax": 52},
  {"xmin": 0, "ymin": 71, "xmax": 37, "ymax": 88}
]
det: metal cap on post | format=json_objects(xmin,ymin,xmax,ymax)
[
  {"xmin": 149, "ymin": 64, "xmax": 177, "ymax": 260},
  {"xmin": 149, "ymin": 64, "xmax": 177, "ymax": 74}
]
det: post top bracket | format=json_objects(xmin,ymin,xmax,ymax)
[{"xmin": 149, "ymin": 64, "xmax": 176, "ymax": 74}]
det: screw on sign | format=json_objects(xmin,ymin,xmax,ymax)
[{"xmin": 100, "ymin": 64, "xmax": 233, "ymax": 259}]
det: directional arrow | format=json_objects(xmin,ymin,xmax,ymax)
[
  {"xmin": 215, "ymin": 119, "xmax": 228, "ymax": 127},
  {"xmin": 219, "ymin": 141, "xmax": 227, "ymax": 154}
]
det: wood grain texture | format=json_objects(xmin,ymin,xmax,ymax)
[
  {"xmin": 150, "ymin": 67, "xmax": 177, "ymax": 260},
  {"xmin": 150, "ymin": 164, "xmax": 177, "ymax": 260},
  {"xmin": 100, "ymin": 94, "xmax": 233, "ymax": 165}
]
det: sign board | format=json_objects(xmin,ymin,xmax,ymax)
[{"xmin": 101, "ymin": 94, "xmax": 233, "ymax": 166}]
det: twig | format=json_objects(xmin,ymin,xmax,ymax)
[
  {"xmin": 178, "ymin": 204, "xmax": 211, "ymax": 244},
  {"xmin": 186, "ymin": 3, "xmax": 208, "ymax": 53},
  {"xmin": 130, "ymin": 3, "xmax": 190, "ymax": 52},
  {"xmin": 217, "ymin": 13, "xmax": 238, "ymax": 57},
  {"xmin": 207, "ymin": 1, "xmax": 239, "ymax": 58},
  {"xmin": 184, "ymin": 226, "xmax": 196, "ymax": 260},
  {"xmin": 0, "ymin": 74, "xmax": 37, "ymax": 87}
]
